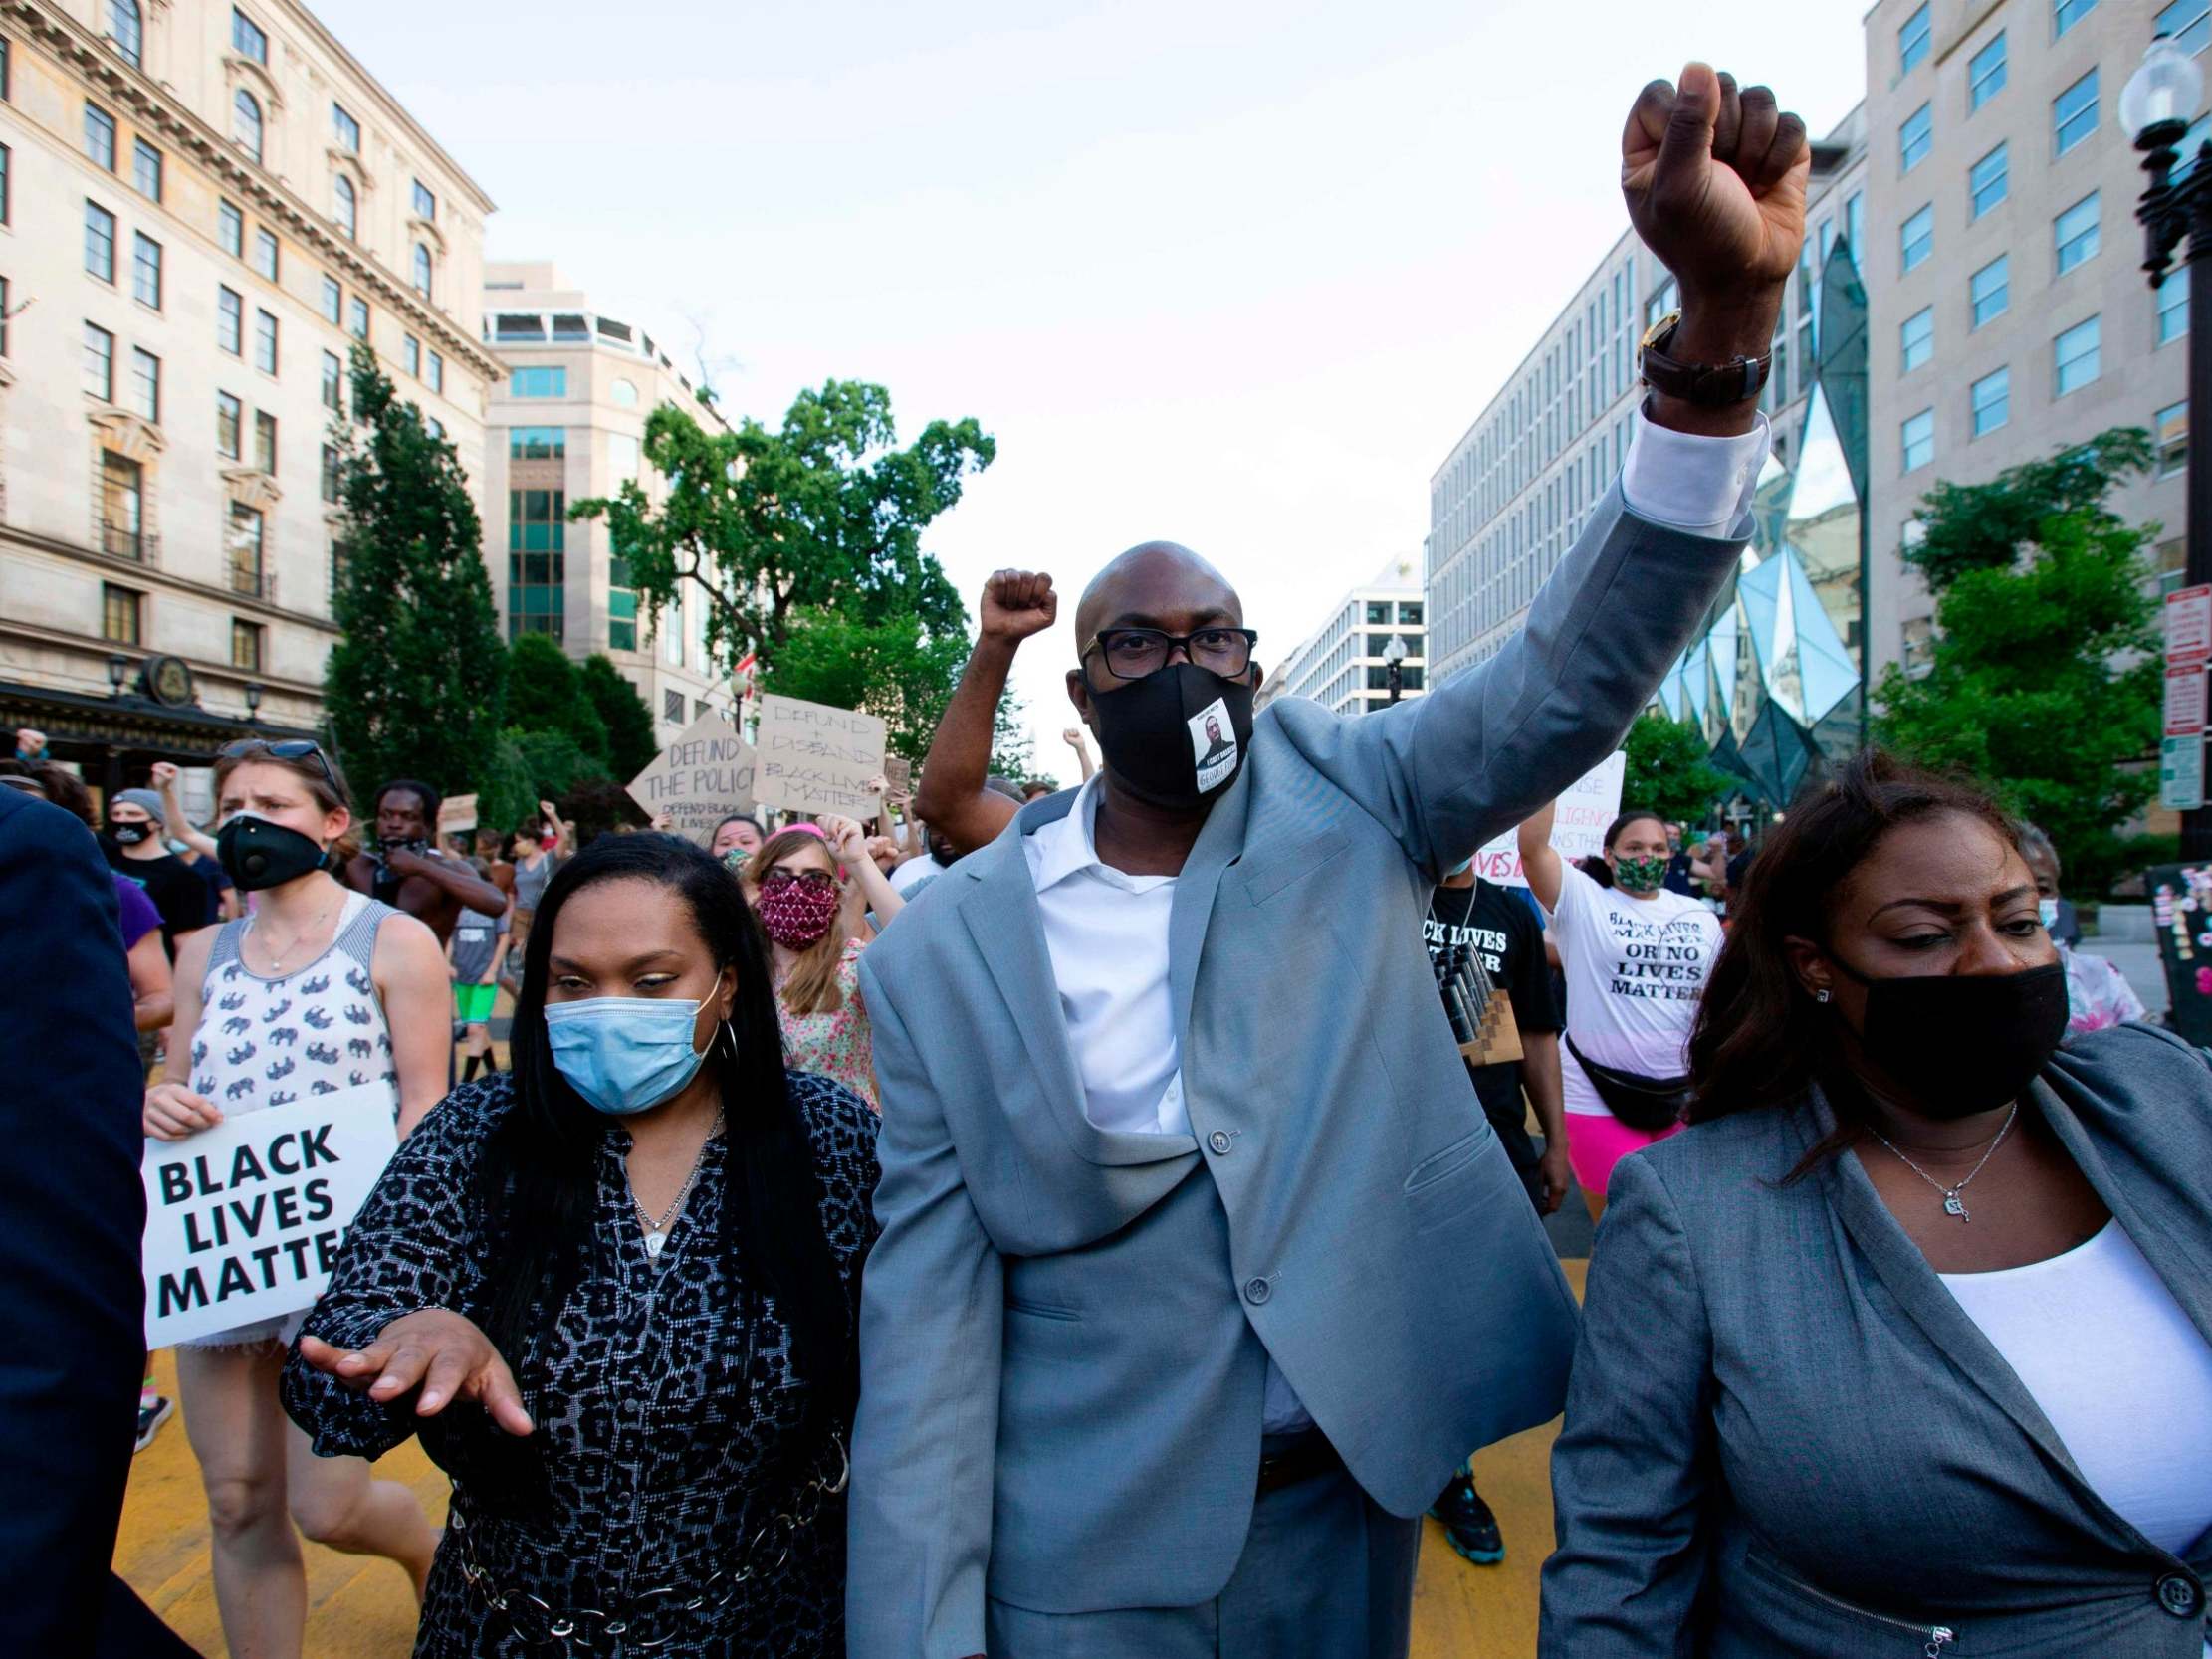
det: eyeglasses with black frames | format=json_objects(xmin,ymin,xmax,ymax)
[
  {"xmin": 1081, "ymin": 626, "xmax": 1259, "ymax": 682},
  {"xmin": 761, "ymin": 868, "xmax": 838, "ymax": 894}
]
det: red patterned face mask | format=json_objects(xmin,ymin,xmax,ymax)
[{"xmin": 756, "ymin": 872, "xmax": 840, "ymax": 949}]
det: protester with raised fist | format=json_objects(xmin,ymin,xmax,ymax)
[{"xmin": 911, "ymin": 567, "xmax": 1062, "ymax": 858}]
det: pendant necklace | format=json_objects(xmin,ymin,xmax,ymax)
[
  {"xmin": 634, "ymin": 1108, "xmax": 724, "ymax": 1259},
  {"xmin": 1868, "ymin": 1104, "xmax": 2018, "ymax": 1223},
  {"xmin": 249, "ymin": 892, "xmax": 338, "ymax": 975}
]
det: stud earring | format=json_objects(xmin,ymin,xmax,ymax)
[{"xmin": 1815, "ymin": 988, "xmax": 1832, "ymax": 1004}]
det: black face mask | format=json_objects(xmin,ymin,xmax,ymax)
[
  {"xmin": 1087, "ymin": 663, "xmax": 1255, "ymax": 810},
  {"xmin": 217, "ymin": 813, "xmax": 332, "ymax": 892},
  {"xmin": 109, "ymin": 822, "xmax": 152, "ymax": 846},
  {"xmin": 1829, "ymin": 957, "xmax": 2069, "ymax": 1120}
]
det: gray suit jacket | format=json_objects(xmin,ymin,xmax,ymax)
[
  {"xmin": 846, "ymin": 485, "xmax": 1750, "ymax": 1658},
  {"xmin": 1541, "ymin": 1023, "xmax": 2212, "ymax": 1658}
]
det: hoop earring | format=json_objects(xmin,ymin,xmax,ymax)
[{"xmin": 718, "ymin": 1017, "xmax": 739, "ymax": 1060}]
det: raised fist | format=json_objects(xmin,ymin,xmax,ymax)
[
  {"xmin": 980, "ymin": 570, "xmax": 1058, "ymax": 645},
  {"xmin": 150, "ymin": 760, "xmax": 180, "ymax": 789},
  {"xmin": 1624, "ymin": 64, "xmax": 1808, "ymax": 308}
]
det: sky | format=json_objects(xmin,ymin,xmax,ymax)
[{"xmin": 328, "ymin": 0, "xmax": 1868, "ymax": 784}]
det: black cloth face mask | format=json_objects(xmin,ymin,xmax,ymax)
[
  {"xmin": 1087, "ymin": 663, "xmax": 1255, "ymax": 810},
  {"xmin": 217, "ymin": 813, "xmax": 332, "ymax": 892},
  {"xmin": 1827, "ymin": 955, "xmax": 2069, "ymax": 1120},
  {"xmin": 108, "ymin": 822, "xmax": 152, "ymax": 846}
]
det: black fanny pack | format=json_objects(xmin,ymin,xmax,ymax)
[{"xmin": 1565, "ymin": 1033, "xmax": 1692, "ymax": 1131}]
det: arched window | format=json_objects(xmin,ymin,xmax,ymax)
[
  {"xmin": 610, "ymin": 378, "xmax": 639, "ymax": 408},
  {"xmin": 233, "ymin": 89, "xmax": 262, "ymax": 163},
  {"xmin": 411, "ymin": 242, "xmax": 432, "ymax": 300},
  {"xmin": 333, "ymin": 174, "xmax": 356, "ymax": 240},
  {"xmin": 109, "ymin": 0, "xmax": 141, "ymax": 69}
]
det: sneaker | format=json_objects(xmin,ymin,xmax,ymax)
[
  {"xmin": 1429, "ymin": 1473, "xmax": 1505, "ymax": 1564},
  {"xmin": 134, "ymin": 1395, "xmax": 174, "ymax": 1454}
]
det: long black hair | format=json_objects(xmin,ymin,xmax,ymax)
[{"xmin": 478, "ymin": 833, "xmax": 854, "ymax": 1412}]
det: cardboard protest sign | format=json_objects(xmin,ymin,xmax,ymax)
[
  {"xmin": 436, "ymin": 793, "xmax": 478, "ymax": 836},
  {"xmin": 754, "ymin": 695, "xmax": 888, "ymax": 818},
  {"xmin": 142, "ymin": 1083, "xmax": 398, "ymax": 1348},
  {"xmin": 1465, "ymin": 750, "xmax": 1628, "ymax": 889},
  {"xmin": 625, "ymin": 711, "xmax": 758, "ymax": 846},
  {"xmin": 883, "ymin": 754, "xmax": 913, "ymax": 797}
]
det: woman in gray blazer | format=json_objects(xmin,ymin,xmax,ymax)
[{"xmin": 1541, "ymin": 752, "xmax": 2212, "ymax": 1658}]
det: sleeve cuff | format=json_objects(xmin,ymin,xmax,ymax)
[{"xmin": 1619, "ymin": 403, "xmax": 1771, "ymax": 539}]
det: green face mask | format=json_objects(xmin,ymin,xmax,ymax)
[{"xmin": 1613, "ymin": 852, "xmax": 1670, "ymax": 893}]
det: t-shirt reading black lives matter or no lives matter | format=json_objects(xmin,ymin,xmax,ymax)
[
  {"xmin": 1542, "ymin": 859, "xmax": 1722, "ymax": 1119},
  {"xmin": 1424, "ymin": 879, "xmax": 1560, "ymax": 1118}
]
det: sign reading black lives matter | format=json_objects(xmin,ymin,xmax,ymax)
[
  {"xmin": 755, "ymin": 694, "xmax": 888, "ymax": 818},
  {"xmin": 626, "ymin": 710, "xmax": 759, "ymax": 846},
  {"xmin": 141, "ymin": 1083, "xmax": 398, "ymax": 1348}
]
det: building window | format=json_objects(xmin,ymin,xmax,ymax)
[
  {"xmin": 233, "ymin": 89, "xmax": 262, "ymax": 163},
  {"xmin": 108, "ymin": 0, "xmax": 141, "ymax": 68},
  {"xmin": 346, "ymin": 296, "xmax": 368, "ymax": 340},
  {"xmin": 332, "ymin": 103, "xmax": 359, "ymax": 153},
  {"xmin": 1970, "ymin": 142, "xmax": 2008, "ymax": 218},
  {"xmin": 321, "ymin": 442, "xmax": 340, "ymax": 504},
  {"xmin": 1901, "ymin": 307, "xmax": 1934, "ymax": 373},
  {"xmin": 220, "ymin": 199, "xmax": 243, "ymax": 258},
  {"xmin": 1899, "ymin": 204, "xmax": 1933, "ymax": 274},
  {"xmin": 2161, "ymin": 270, "xmax": 2191, "ymax": 344},
  {"xmin": 102, "ymin": 582, "xmax": 141, "ymax": 643},
  {"xmin": 131, "ymin": 232, "xmax": 161, "ymax": 309},
  {"xmin": 1971, "ymin": 367, "xmax": 2011, "ymax": 436},
  {"xmin": 320, "ymin": 274, "xmax": 341, "ymax": 324},
  {"xmin": 217, "ymin": 390, "xmax": 241, "ymax": 457},
  {"xmin": 2055, "ymin": 0, "xmax": 2097, "ymax": 35},
  {"xmin": 214, "ymin": 286, "xmax": 242, "ymax": 355},
  {"xmin": 664, "ymin": 689, "xmax": 685, "ymax": 723},
  {"xmin": 428, "ymin": 351, "xmax": 444, "ymax": 394},
  {"xmin": 2054, "ymin": 192, "xmax": 2100, "ymax": 274},
  {"xmin": 1971, "ymin": 255, "xmax": 2010, "ymax": 328},
  {"xmin": 2159, "ymin": 400, "xmax": 2191, "ymax": 477},
  {"xmin": 511, "ymin": 366, "xmax": 567, "ymax": 398},
  {"xmin": 232, "ymin": 7, "xmax": 267, "ymax": 62},
  {"xmin": 2162, "ymin": 0, "xmax": 2211, "ymax": 55},
  {"xmin": 2054, "ymin": 69, "xmax": 2097, "ymax": 156},
  {"xmin": 508, "ymin": 488, "xmax": 566, "ymax": 642},
  {"xmin": 0, "ymin": 143, "xmax": 9, "ymax": 224},
  {"xmin": 607, "ymin": 432, "xmax": 640, "ymax": 476},
  {"xmin": 252, "ymin": 227, "xmax": 278, "ymax": 281},
  {"xmin": 84, "ymin": 201, "xmax": 115, "ymax": 282},
  {"xmin": 426, "ymin": 416, "xmax": 444, "ymax": 441},
  {"xmin": 403, "ymin": 334, "xmax": 420, "ymax": 377},
  {"xmin": 2055, "ymin": 314, "xmax": 2101, "ymax": 396},
  {"xmin": 1901, "ymin": 409, "xmax": 1935, "ymax": 473},
  {"xmin": 412, "ymin": 179, "xmax": 436, "ymax": 220},
  {"xmin": 1898, "ymin": 1, "xmax": 1931, "ymax": 72},
  {"xmin": 132, "ymin": 137, "xmax": 161, "ymax": 201},
  {"xmin": 129, "ymin": 347, "xmax": 158, "ymax": 422},
  {"xmin": 85, "ymin": 102, "xmax": 116, "ymax": 170},
  {"xmin": 1899, "ymin": 103, "xmax": 1932, "ymax": 173},
  {"xmin": 230, "ymin": 619, "xmax": 263, "ymax": 671},
  {"xmin": 609, "ymin": 553, "xmax": 638, "ymax": 651},
  {"xmin": 100, "ymin": 452, "xmax": 140, "ymax": 558},
  {"xmin": 227, "ymin": 504, "xmax": 264, "ymax": 596},
  {"xmin": 1399, "ymin": 601, "xmax": 1424, "ymax": 625},
  {"xmin": 1969, "ymin": 31, "xmax": 2007, "ymax": 110},
  {"xmin": 332, "ymin": 173, "xmax": 355, "ymax": 239},
  {"xmin": 254, "ymin": 408, "xmax": 276, "ymax": 473},
  {"xmin": 510, "ymin": 425, "xmax": 565, "ymax": 459},
  {"xmin": 84, "ymin": 322, "xmax": 113, "ymax": 400},
  {"xmin": 610, "ymin": 378, "xmax": 639, "ymax": 408},
  {"xmin": 322, "ymin": 349, "xmax": 342, "ymax": 411},
  {"xmin": 411, "ymin": 243, "xmax": 432, "ymax": 301},
  {"xmin": 253, "ymin": 309, "xmax": 277, "ymax": 374}
]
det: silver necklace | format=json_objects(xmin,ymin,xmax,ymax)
[
  {"xmin": 632, "ymin": 1109, "xmax": 723, "ymax": 1259},
  {"xmin": 1868, "ymin": 1104, "xmax": 2018, "ymax": 1222},
  {"xmin": 248, "ymin": 892, "xmax": 339, "ymax": 974}
]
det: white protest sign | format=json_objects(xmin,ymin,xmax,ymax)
[
  {"xmin": 625, "ymin": 710, "xmax": 758, "ymax": 845},
  {"xmin": 754, "ymin": 694, "xmax": 888, "ymax": 818},
  {"xmin": 142, "ymin": 1083, "xmax": 398, "ymax": 1348},
  {"xmin": 435, "ymin": 793, "xmax": 478, "ymax": 836},
  {"xmin": 1466, "ymin": 751, "xmax": 1629, "ymax": 888}
]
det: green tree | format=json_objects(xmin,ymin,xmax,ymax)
[
  {"xmin": 324, "ymin": 345, "xmax": 505, "ymax": 797},
  {"xmin": 570, "ymin": 381, "xmax": 993, "ymax": 683},
  {"xmin": 578, "ymin": 653, "xmax": 661, "ymax": 778},
  {"xmin": 1621, "ymin": 713, "xmax": 1735, "ymax": 827},
  {"xmin": 506, "ymin": 632, "xmax": 609, "ymax": 765},
  {"xmin": 767, "ymin": 606, "xmax": 970, "ymax": 764},
  {"xmin": 473, "ymin": 731, "xmax": 537, "ymax": 835},
  {"xmin": 1874, "ymin": 427, "xmax": 2161, "ymax": 866},
  {"xmin": 511, "ymin": 727, "xmax": 607, "ymax": 798}
]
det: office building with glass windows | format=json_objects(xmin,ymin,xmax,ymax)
[
  {"xmin": 0, "ymin": 0, "xmax": 496, "ymax": 792},
  {"xmin": 1255, "ymin": 554, "xmax": 1426, "ymax": 716},
  {"xmin": 481, "ymin": 261, "xmax": 736, "ymax": 738}
]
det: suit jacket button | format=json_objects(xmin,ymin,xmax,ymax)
[
  {"xmin": 1209, "ymin": 1130, "xmax": 1233, "ymax": 1155},
  {"xmin": 1243, "ymin": 1277, "xmax": 1271, "ymax": 1305},
  {"xmin": 2156, "ymin": 1573, "xmax": 2202, "ymax": 1618}
]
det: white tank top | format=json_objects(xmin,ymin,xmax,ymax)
[{"xmin": 189, "ymin": 890, "xmax": 398, "ymax": 1114}]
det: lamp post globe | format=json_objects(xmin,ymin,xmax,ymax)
[{"xmin": 2122, "ymin": 35, "xmax": 2203, "ymax": 143}]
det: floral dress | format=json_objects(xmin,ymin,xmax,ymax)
[
  {"xmin": 775, "ymin": 938, "xmax": 879, "ymax": 1110},
  {"xmin": 281, "ymin": 1071, "xmax": 881, "ymax": 1658}
]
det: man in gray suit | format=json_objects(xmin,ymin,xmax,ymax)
[{"xmin": 848, "ymin": 62, "xmax": 1810, "ymax": 1658}]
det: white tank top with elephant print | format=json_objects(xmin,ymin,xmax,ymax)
[{"xmin": 190, "ymin": 890, "xmax": 399, "ymax": 1114}]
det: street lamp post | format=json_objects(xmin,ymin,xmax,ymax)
[
  {"xmin": 1382, "ymin": 634, "xmax": 1409, "ymax": 705},
  {"xmin": 2127, "ymin": 36, "xmax": 2212, "ymax": 859}
]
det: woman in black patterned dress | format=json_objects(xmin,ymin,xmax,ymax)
[{"xmin": 282, "ymin": 833, "xmax": 879, "ymax": 1657}]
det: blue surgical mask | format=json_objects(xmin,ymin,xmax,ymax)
[
  {"xmin": 1445, "ymin": 856, "xmax": 1474, "ymax": 878},
  {"xmin": 544, "ymin": 996, "xmax": 716, "ymax": 1116},
  {"xmin": 2038, "ymin": 898, "xmax": 2060, "ymax": 930}
]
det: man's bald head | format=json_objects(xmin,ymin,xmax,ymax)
[{"xmin": 1073, "ymin": 541, "xmax": 1243, "ymax": 650}]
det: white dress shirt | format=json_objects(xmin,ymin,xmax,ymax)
[{"xmin": 1022, "ymin": 406, "xmax": 1769, "ymax": 1438}]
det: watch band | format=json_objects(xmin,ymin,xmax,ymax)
[{"xmin": 1637, "ymin": 311, "xmax": 1772, "ymax": 407}]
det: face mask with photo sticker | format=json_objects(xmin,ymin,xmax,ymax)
[{"xmin": 1087, "ymin": 664, "xmax": 1255, "ymax": 809}]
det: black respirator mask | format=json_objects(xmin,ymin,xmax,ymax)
[
  {"xmin": 217, "ymin": 813, "xmax": 333, "ymax": 892},
  {"xmin": 1086, "ymin": 664, "xmax": 1256, "ymax": 810}
]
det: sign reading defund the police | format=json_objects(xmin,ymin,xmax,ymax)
[
  {"xmin": 754, "ymin": 694, "xmax": 888, "ymax": 818},
  {"xmin": 142, "ymin": 1084, "xmax": 397, "ymax": 1348},
  {"xmin": 626, "ymin": 710, "xmax": 758, "ymax": 846}
]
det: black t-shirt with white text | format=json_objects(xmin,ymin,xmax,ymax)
[{"xmin": 1423, "ymin": 879, "xmax": 1560, "ymax": 1119}]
